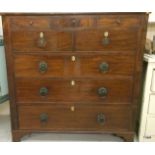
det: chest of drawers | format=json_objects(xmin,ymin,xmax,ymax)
[{"xmin": 2, "ymin": 13, "xmax": 148, "ymax": 141}]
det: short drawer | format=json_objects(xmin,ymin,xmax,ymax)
[
  {"xmin": 148, "ymin": 95, "xmax": 155, "ymax": 114},
  {"xmin": 96, "ymin": 15, "xmax": 141, "ymax": 28},
  {"xmin": 75, "ymin": 28, "xmax": 138, "ymax": 52},
  {"xmin": 14, "ymin": 54, "xmax": 135, "ymax": 78},
  {"xmin": 18, "ymin": 105, "xmax": 132, "ymax": 131},
  {"xmin": 11, "ymin": 30, "xmax": 72, "ymax": 52},
  {"xmin": 10, "ymin": 16, "xmax": 51, "ymax": 30},
  {"xmin": 15, "ymin": 78, "xmax": 133, "ymax": 104}
]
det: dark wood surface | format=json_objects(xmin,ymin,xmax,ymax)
[
  {"xmin": 14, "ymin": 53, "xmax": 135, "ymax": 77},
  {"xmin": 15, "ymin": 78, "xmax": 133, "ymax": 104},
  {"xmin": 18, "ymin": 105, "xmax": 132, "ymax": 131},
  {"xmin": 9, "ymin": 15, "xmax": 140, "ymax": 52},
  {"xmin": 2, "ymin": 13, "xmax": 149, "ymax": 142}
]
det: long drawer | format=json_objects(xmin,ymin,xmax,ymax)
[
  {"xmin": 18, "ymin": 105, "xmax": 132, "ymax": 131},
  {"xmin": 14, "ymin": 54, "xmax": 135, "ymax": 78},
  {"xmin": 15, "ymin": 78, "xmax": 133, "ymax": 104}
]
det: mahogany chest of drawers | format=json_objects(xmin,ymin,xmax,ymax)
[{"xmin": 2, "ymin": 13, "xmax": 148, "ymax": 141}]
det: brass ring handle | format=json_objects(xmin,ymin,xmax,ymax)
[
  {"xmin": 40, "ymin": 113, "xmax": 48, "ymax": 122},
  {"xmin": 99, "ymin": 62, "xmax": 109, "ymax": 73},
  {"xmin": 97, "ymin": 113, "xmax": 105, "ymax": 125},
  {"xmin": 37, "ymin": 32, "xmax": 47, "ymax": 48},
  {"xmin": 102, "ymin": 31, "xmax": 110, "ymax": 45},
  {"xmin": 39, "ymin": 61, "xmax": 48, "ymax": 73},
  {"xmin": 40, "ymin": 87, "xmax": 48, "ymax": 96},
  {"xmin": 98, "ymin": 87, "xmax": 108, "ymax": 97}
]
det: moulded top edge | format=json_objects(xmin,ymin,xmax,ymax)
[{"xmin": 0, "ymin": 12, "xmax": 151, "ymax": 16}]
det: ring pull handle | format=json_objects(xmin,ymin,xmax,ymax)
[
  {"xmin": 37, "ymin": 32, "xmax": 47, "ymax": 48},
  {"xmin": 97, "ymin": 113, "xmax": 105, "ymax": 125},
  {"xmin": 40, "ymin": 113, "xmax": 48, "ymax": 122},
  {"xmin": 39, "ymin": 61, "xmax": 48, "ymax": 73},
  {"xmin": 98, "ymin": 87, "xmax": 108, "ymax": 97},
  {"xmin": 102, "ymin": 31, "xmax": 110, "ymax": 45},
  {"xmin": 40, "ymin": 87, "xmax": 48, "ymax": 96},
  {"xmin": 99, "ymin": 62, "xmax": 109, "ymax": 73}
]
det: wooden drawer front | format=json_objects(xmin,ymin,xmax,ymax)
[
  {"xmin": 79, "ymin": 54, "xmax": 134, "ymax": 76},
  {"xmin": 14, "ymin": 54, "xmax": 134, "ymax": 78},
  {"xmin": 50, "ymin": 16, "xmax": 94, "ymax": 29},
  {"xmin": 11, "ymin": 30, "xmax": 72, "ymax": 52},
  {"xmin": 14, "ymin": 55, "xmax": 73, "ymax": 78},
  {"xmin": 10, "ymin": 16, "xmax": 95, "ymax": 30},
  {"xmin": 16, "ymin": 78, "xmax": 133, "ymax": 104},
  {"xmin": 75, "ymin": 29, "xmax": 138, "ymax": 52},
  {"xmin": 96, "ymin": 15, "xmax": 141, "ymax": 28},
  {"xmin": 18, "ymin": 105, "xmax": 132, "ymax": 131},
  {"xmin": 10, "ymin": 16, "xmax": 51, "ymax": 30}
]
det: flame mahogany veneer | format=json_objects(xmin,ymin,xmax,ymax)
[{"xmin": 2, "ymin": 13, "xmax": 148, "ymax": 141}]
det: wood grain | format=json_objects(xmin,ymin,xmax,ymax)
[
  {"xmin": 15, "ymin": 78, "xmax": 133, "ymax": 104},
  {"xmin": 2, "ymin": 13, "xmax": 149, "ymax": 142},
  {"xmin": 18, "ymin": 105, "xmax": 132, "ymax": 131},
  {"xmin": 75, "ymin": 28, "xmax": 138, "ymax": 51},
  {"xmin": 14, "ymin": 54, "xmax": 135, "ymax": 78}
]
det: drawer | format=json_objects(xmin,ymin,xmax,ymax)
[
  {"xmin": 75, "ymin": 28, "xmax": 138, "ymax": 51},
  {"xmin": 145, "ymin": 117, "xmax": 155, "ymax": 136},
  {"xmin": 10, "ymin": 16, "xmax": 95, "ymax": 30},
  {"xmin": 10, "ymin": 16, "xmax": 51, "ymax": 30},
  {"xmin": 11, "ymin": 30, "xmax": 72, "ymax": 52},
  {"xmin": 15, "ymin": 78, "xmax": 133, "ymax": 104},
  {"xmin": 18, "ymin": 105, "xmax": 132, "ymax": 131},
  {"xmin": 49, "ymin": 16, "xmax": 95, "ymax": 29},
  {"xmin": 148, "ymin": 95, "xmax": 155, "ymax": 114},
  {"xmin": 96, "ymin": 15, "xmax": 141, "ymax": 28},
  {"xmin": 14, "ymin": 54, "xmax": 135, "ymax": 78}
]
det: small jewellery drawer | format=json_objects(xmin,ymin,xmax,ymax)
[
  {"xmin": 18, "ymin": 105, "xmax": 132, "ymax": 131},
  {"xmin": 15, "ymin": 78, "xmax": 133, "ymax": 104},
  {"xmin": 10, "ymin": 16, "xmax": 52, "ymax": 30},
  {"xmin": 96, "ymin": 15, "xmax": 141, "ymax": 28}
]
